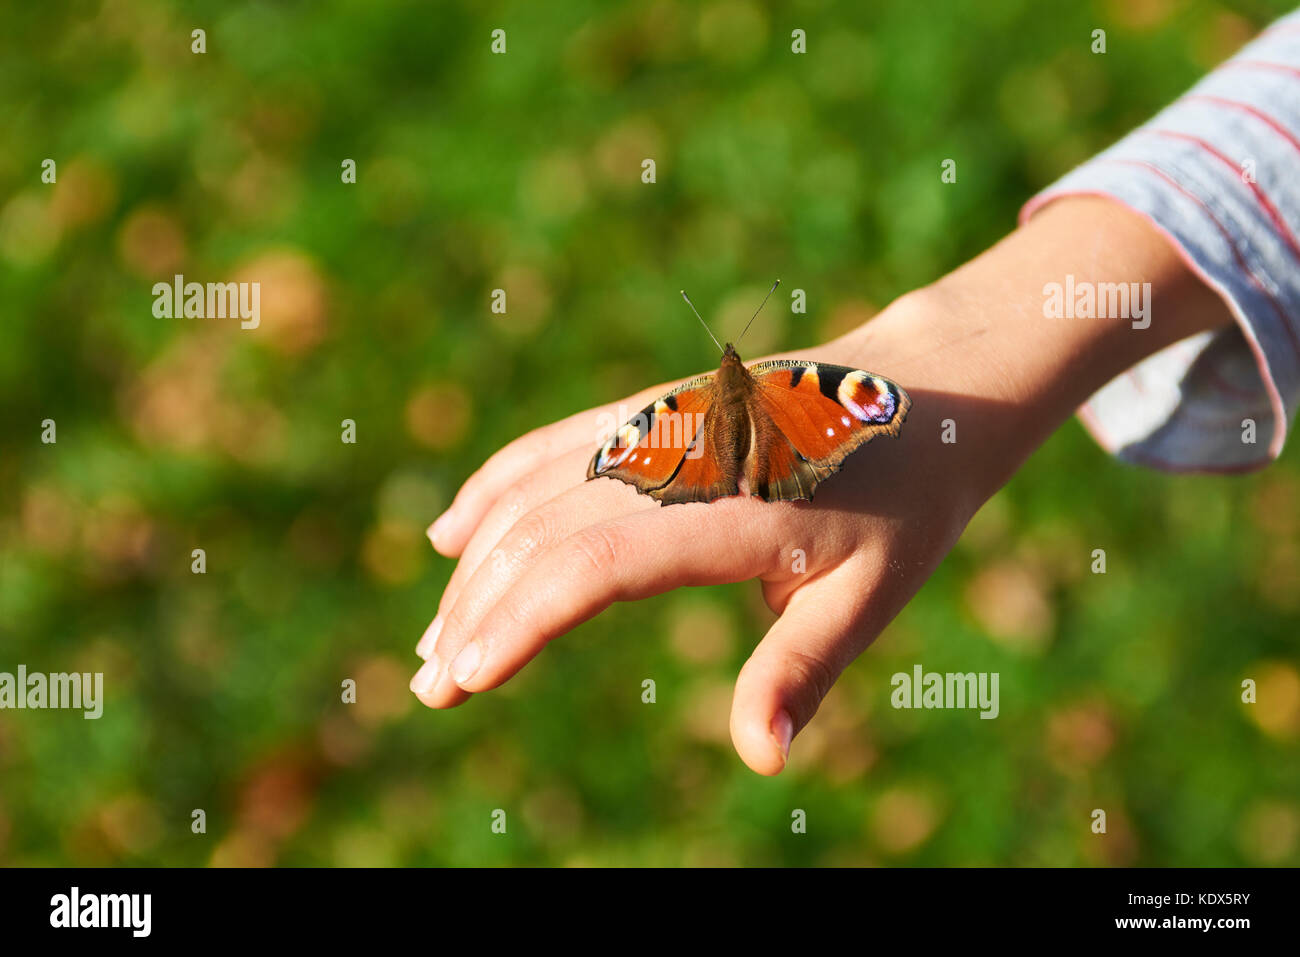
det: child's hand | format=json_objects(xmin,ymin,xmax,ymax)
[
  {"xmin": 412, "ymin": 308, "xmax": 982, "ymax": 775},
  {"xmin": 411, "ymin": 197, "xmax": 1232, "ymax": 774}
]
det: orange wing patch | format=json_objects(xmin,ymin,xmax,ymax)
[
  {"xmin": 587, "ymin": 373, "xmax": 718, "ymax": 500},
  {"xmin": 655, "ymin": 400, "xmax": 739, "ymax": 504},
  {"xmin": 748, "ymin": 360, "xmax": 910, "ymax": 499}
]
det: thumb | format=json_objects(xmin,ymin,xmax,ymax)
[{"xmin": 730, "ymin": 566, "xmax": 875, "ymax": 775}]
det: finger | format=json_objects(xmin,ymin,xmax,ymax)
[
  {"xmin": 414, "ymin": 613, "xmax": 447, "ymax": 660},
  {"xmin": 446, "ymin": 497, "xmax": 785, "ymax": 695},
  {"xmin": 729, "ymin": 563, "xmax": 881, "ymax": 776},
  {"xmin": 412, "ymin": 475, "xmax": 658, "ymax": 709},
  {"xmin": 408, "ymin": 648, "xmax": 471, "ymax": 709},
  {"xmin": 414, "ymin": 442, "xmax": 604, "ymax": 701},
  {"xmin": 426, "ymin": 409, "xmax": 595, "ymax": 557},
  {"xmin": 420, "ymin": 445, "xmax": 596, "ymax": 660},
  {"xmin": 427, "ymin": 381, "xmax": 678, "ymax": 557}
]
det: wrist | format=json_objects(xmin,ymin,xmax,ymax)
[
  {"xmin": 834, "ymin": 196, "xmax": 1234, "ymax": 503},
  {"xmin": 929, "ymin": 195, "xmax": 1231, "ymax": 412}
]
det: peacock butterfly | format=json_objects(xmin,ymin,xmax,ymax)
[{"xmin": 588, "ymin": 282, "xmax": 911, "ymax": 505}]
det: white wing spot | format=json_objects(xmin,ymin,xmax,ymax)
[
  {"xmin": 841, "ymin": 415, "xmax": 851, "ymax": 427},
  {"xmin": 825, "ymin": 427, "xmax": 835, "ymax": 437}
]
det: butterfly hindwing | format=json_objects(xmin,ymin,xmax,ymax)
[
  {"xmin": 747, "ymin": 360, "xmax": 910, "ymax": 501},
  {"xmin": 746, "ymin": 418, "xmax": 830, "ymax": 501},
  {"xmin": 653, "ymin": 400, "xmax": 740, "ymax": 504}
]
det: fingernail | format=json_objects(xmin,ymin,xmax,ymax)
[
  {"xmin": 427, "ymin": 512, "xmax": 451, "ymax": 549},
  {"xmin": 451, "ymin": 641, "xmax": 482, "ymax": 685},
  {"xmin": 771, "ymin": 710, "xmax": 794, "ymax": 761},
  {"xmin": 409, "ymin": 656, "xmax": 442, "ymax": 695},
  {"xmin": 416, "ymin": 615, "xmax": 444, "ymax": 659}
]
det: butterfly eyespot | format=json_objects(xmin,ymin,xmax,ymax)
[{"xmin": 838, "ymin": 379, "xmax": 897, "ymax": 423}]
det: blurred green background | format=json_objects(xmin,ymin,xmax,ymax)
[{"xmin": 2, "ymin": 0, "xmax": 1298, "ymax": 867}]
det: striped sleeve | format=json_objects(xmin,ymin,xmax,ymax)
[{"xmin": 1020, "ymin": 9, "xmax": 1300, "ymax": 472}]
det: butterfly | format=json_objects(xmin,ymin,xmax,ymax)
[{"xmin": 587, "ymin": 282, "xmax": 911, "ymax": 505}]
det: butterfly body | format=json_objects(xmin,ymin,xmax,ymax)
[{"xmin": 588, "ymin": 342, "xmax": 910, "ymax": 506}]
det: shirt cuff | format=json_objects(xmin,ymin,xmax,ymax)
[{"xmin": 1019, "ymin": 13, "xmax": 1300, "ymax": 472}]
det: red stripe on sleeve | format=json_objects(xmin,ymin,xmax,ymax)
[
  {"xmin": 1101, "ymin": 157, "xmax": 1300, "ymax": 363},
  {"xmin": 1143, "ymin": 128, "xmax": 1300, "ymax": 263},
  {"xmin": 1183, "ymin": 94, "xmax": 1300, "ymax": 156}
]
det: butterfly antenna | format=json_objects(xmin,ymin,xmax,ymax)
[
  {"xmin": 680, "ymin": 289, "xmax": 724, "ymax": 354},
  {"xmin": 737, "ymin": 279, "xmax": 780, "ymax": 345}
]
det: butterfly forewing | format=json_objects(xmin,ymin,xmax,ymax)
[
  {"xmin": 586, "ymin": 373, "xmax": 718, "ymax": 499},
  {"xmin": 747, "ymin": 359, "xmax": 910, "ymax": 499},
  {"xmin": 651, "ymin": 399, "xmax": 740, "ymax": 504}
]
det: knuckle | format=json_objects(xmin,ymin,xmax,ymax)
[
  {"xmin": 492, "ymin": 592, "xmax": 534, "ymax": 637},
  {"xmin": 568, "ymin": 523, "xmax": 624, "ymax": 575},
  {"xmin": 783, "ymin": 649, "xmax": 837, "ymax": 708},
  {"xmin": 507, "ymin": 509, "xmax": 556, "ymax": 558},
  {"xmin": 496, "ymin": 481, "xmax": 534, "ymax": 524}
]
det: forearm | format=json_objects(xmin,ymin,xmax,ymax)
[{"xmin": 834, "ymin": 196, "xmax": 1234, "ymax": 504}]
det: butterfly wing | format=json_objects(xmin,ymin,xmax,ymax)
[
  {"xmin": 587, "ymin": 372, "xmax": 739, "ymax": 504},
  {"xmin": 746, "ymin": 360, "xmax": 910, "ymax": 502}
]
